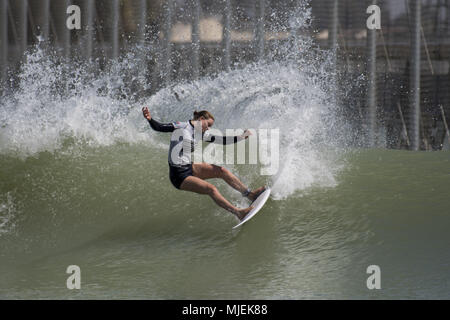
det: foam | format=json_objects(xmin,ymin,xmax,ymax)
[{"xmin": 0, "ymin": 193, "xmax": 16, "ymax": 236}]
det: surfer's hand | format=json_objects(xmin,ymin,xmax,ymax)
[
  {"xmin": 242, "ymin": 130, "xmax": 251, "ymax": 139},
  {"xmin": 142, "ymin": 107, "xmax": 151, "ymax": 120}
]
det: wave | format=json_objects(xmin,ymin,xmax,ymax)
[{"xmin": 0, "ymin": 2, "xmax": 350, "ymax": 203}]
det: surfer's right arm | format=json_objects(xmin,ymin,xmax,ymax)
[{"xmin": 142, "ymin": 107, "xmax": 175, "ymax": 133}]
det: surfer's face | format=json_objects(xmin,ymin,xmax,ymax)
[{"xmin": 200, "ymin": 118, "xmax": 214, "ymax": 132}]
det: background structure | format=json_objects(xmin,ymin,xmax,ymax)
[{"xmin": 0, "ymin": 0, "xmax": 449, "ymax": 150}]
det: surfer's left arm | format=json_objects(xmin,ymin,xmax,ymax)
[{"xmin": 205, "ymin": 130, "xmax": 251, "ymax": 145}]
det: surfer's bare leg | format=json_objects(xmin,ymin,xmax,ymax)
[
  {"xmin": 247, "ymin": 186, "xmax": 266, "ymax": 201},
  {"xmin": 193, "ymin": 163, "xmax": 247, "ymax": 192},
  {"xmin": 192, "ymin": 163, "xmax": 265, "ymax": 201},
  {"xmin": 180, "ymin": 176, "xmax": 252, "ymax": 220}
]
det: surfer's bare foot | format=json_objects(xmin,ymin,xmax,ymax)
[
  {"xmin": 235, "ymin": 206, "xmax": 253, "ymax": 220},
  {"xmin": 247, "ymin": 186, "xmax": 266, "ymax": 202}
]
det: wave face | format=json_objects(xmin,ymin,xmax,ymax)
[{"xmin": 1, "ymin": 149, "xmax": 449, "ymax": 299}]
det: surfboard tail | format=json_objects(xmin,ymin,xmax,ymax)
[{"xmin": 233, "ymin": 188, "xmax": 271, "ymax": 229}]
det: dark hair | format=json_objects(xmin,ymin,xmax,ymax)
[{"xmin": 193, "ymin": 110, "xmax": 215, "ymax": 121}]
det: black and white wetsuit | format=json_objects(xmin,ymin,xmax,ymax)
[{"xmin": 148, "ymin": 118, "xmax": 243, "ymax": 189}]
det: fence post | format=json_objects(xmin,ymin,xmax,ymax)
[
  {"xmin": 191, "ymin": 0, "xmax": 200, "ymax": 79},
  {"xmin": 34, "ymin": 0, "xmax": 50, "ymax": 40},
  {"xmin": 0, "ymin": 0, "xmax": 7, "ymax": 90},
  {"xmin": 223, "ymin": 0, "xmax": 231, "ymax": 71},
  {"xmin": 329, "ymin": 0, "xmax": 338, "ymax": 52},
  {"xmin": 161, "ymin": 0, "xmax": 173, "ymax": 85},
  {"xmin": 137, "ymin": 0, "xmax": 147, "ymax": 83},
  {"xmin": 15, "ymin": 0, "xmax": 28, "ymax": 59},
  {"xmin": 366, "ymin": 0, "xmax": 378, "ymax": 147},
  {"xmin": 80, "ymin": 0, "xmax": 95, "ymax": 60},
  {"xmin": 408, "ymin": 0, "xmax": 421, "ymax": 150},
  {"xmin": 328, "ymin": 0, "xmax": 339, "ymax": 125},
  {"xmin": 255, "ymin": 0, "xmax": 265, "ymax": 60},
  {"xmin": 440, "ymin": 105, "xmax": 450, "ymax": 146},
  {"xmin": 136, "ymin": 0, "xmax": 147, "ymax": 47},
  {"xmin": 110, "ymin": 0, "xmax": 120, "ymax": 59},
  {"xmin": 52, "ymin": 0, "xmax": 71, "ymax": 57}
]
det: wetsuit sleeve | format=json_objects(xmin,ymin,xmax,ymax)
[
  {"xmin": 147, "ymin": 118, "xmax": 175, "ymax": 133},
  {"xmin": 205, "ymin": 134, "xmax": 243, "ymax": 145}
]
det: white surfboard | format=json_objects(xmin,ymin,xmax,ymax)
[{"xmin": 233, "ymin": 187, "xmax": 271, "ymax": 229}]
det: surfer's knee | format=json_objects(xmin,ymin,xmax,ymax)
[
  {"xmin": 214, "ymin": 165, "xmax": 228, "ymax": 178},
  {"xmin": 206, "ymin": 184, "xmax": 219, "ymax": 196}
]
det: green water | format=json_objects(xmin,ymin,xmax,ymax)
[{"xmin": 0, "ymin": 147, "xmax": 449, "ymax": 299}]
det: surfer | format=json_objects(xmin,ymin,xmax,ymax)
[{"xmin": 142, "ymin": 107, "xmax": 265, "ymax": 220}]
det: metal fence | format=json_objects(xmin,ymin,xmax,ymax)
[
  {"xmin": 0, "ymin": 0, "xmax": 449, "ymax": 150},
  {"xmin": 312, "ymin": 0, "xmax": 450, "ymax": 150}
]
